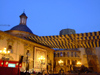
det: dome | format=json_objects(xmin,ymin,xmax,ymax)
[
  {"xmin": 9, "ymin": 12, "xmax": 33, "ymax": 34},
  {"xmin": 10, "ymin": 24, "xmax": 33, "ymax": 34},
  {"xmin": 60, "ymin": 28, "xmax": 76, "ymax": 35}
]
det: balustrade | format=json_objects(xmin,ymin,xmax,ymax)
[{"xmin": 54, "ymin": 51, "xmax": 80, "ymax": 58}]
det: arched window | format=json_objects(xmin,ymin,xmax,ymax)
[
  {"xmin": 60, "ymin": 52, "xmax": 63, "ymax": 57},
  {"xmin": 26, "ymin": 50, "xmax": 30, "ymax": 56},
  {"xmin": 58, "ymin": 53, "xmax": 59, "ymax": 57},
  {"xmin": 72, "ymin": 60, "xmax": 76, "ymax": 65},
  {"xmin": 63, "ymin": 52, "xmax": 65, "ymax": 57},
  {"xmin": 7, "ymin": 45, "xmax": 13, "ymax": 53},
  {"xmin": 75, "ymin": 60, "xmax": 77, "ymax": 65},
  {"xmin": 67, "ymin": 52, "xmax": 69, "ymax": 57},
  {"xmin": 67, "ymin": 60, "xmax": 70, "ymax": 65},
  {"xmin": 71, "ymin": 52, "xmax": 73, "ymax": 57}
]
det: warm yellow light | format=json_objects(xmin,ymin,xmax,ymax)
[
  {"xmin": 38, "ymin": 56, "xmax": 45, "ymax": 61},
  {"xmin": 8, "ymin": 51, "xmax": 10, "ymax": 53},
  {"xmin": 6, "ymin": 62, "xmax": 8, "ymax": 65},
  {"xmin": 77, "ymin": 61, "xmax": 82, "ymax": 65},
  {"xmin": 4, "ymin": 48, "xmax": 6, "ymax": 50},
  {"xmin": 0, "ymin": 50, "xmax": 2, "ymax": 53},
  {"xmin": 1, "ymin": 62, "xmax": 3, "ymax": 65},
  {"xmin": 3, "ymin": 50, "xmax": 6, "ymax": 54},
  {"xmin": 58, "ymin": 59, "xmax": 63, "ymax": 64},
  {"xmin": 20, "ymin": 64, "xmax": 21, "ymax": 66},
  {"xmin": 16, "ymin": 63, "xmax": 18, "ymax": 65},
  {"xmin": 0, "ymin": 48, "xmax": 10, "ymax": 54}
]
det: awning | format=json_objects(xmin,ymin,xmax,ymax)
[{"xmin": 25, "ymin": 31, "xmax": 100, "ymax": 49}]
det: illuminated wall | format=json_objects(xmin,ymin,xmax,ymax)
[
  {"xmin": 0, "ymin": 31, "xmax": 54, "ymax": 73},
  {"xmin": 34, "ymin": 47, "xmax": 47, "ymax": 72}
]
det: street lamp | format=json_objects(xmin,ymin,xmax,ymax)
[
  {"xmin": 76, "ymin": 61, "xmax": 82, "ymax": 71},
  {"xmin": 77, "ymin": 61, "xmax": 82, "ymax": 66},
  {"xmin": 0, "ymin": 48, "xmax": 10, "ymax": 54},
  {"xmin": 58, "ymin": 60, "xmax": 64, "ymax": 74},
  {"xmin": 76, "ymin": 61, "xmax": 82, "ymax": 74},
  {"xmin": 38, "ymin": 56, "xmax": 45, "ymax": 73},
  {"xmin": 58, "ymin": 59, "xmax": 64, "ymax": 66},
  {"xmin": 0, "ymin": 48, "xmax": 10, "ymax": 67}
]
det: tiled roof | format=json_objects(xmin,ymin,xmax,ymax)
[
  {"xmin": 20, "ymin": 12, "xmax": 27, "ymax": 16},
  {"xmin": 10, "ymin": 24, "xmax": 33, "ymax": 34}
]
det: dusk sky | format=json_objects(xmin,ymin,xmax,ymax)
[{"xmin": 0, "ymin": 0, "xmax": 100, "ymax": 36}]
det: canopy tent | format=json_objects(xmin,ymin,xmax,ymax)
[{"xmin": 25, "ymin": 31, "xmax": 100, "ymax": 49}]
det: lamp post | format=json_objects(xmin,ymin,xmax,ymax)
[
  {"xmin": 58, "ymin": 60, "xmax": 64, "ymax": 74},
  {"xmin": 38, "ymin": 56, "xmax": 45, "ymax": 73},
  {"xmin": 58, "ymin": 60, "xmax": 64, "ymax": 70},
  {"xmin": 0, "ymin": 48, "xmax": 10, "ymax": 67},
  {"xmin": 77, "ymin": 61, "xmax": 82, "ymax": 71},
  {"xmin": 76, "ymin": 61, "xmax": 82, "ymax": 75}
]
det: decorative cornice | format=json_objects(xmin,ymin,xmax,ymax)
[{"xmin": 0, "ymin": 31, "xmax": 54, "ymax": 51}]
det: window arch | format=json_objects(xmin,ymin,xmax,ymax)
[
  {"xmin": 7, "ymin": 45, "xmax": 13, "ymax": 53},
  {"xmin": 60, "ymin": 52, "xmax": 63, "ymax": 57}
]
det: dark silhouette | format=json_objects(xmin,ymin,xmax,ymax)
[{"xmin": 73, "ymin": 65, "xmax": 93, "ymax": 73}]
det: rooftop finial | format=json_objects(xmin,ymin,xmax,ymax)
[{"xmin": 20, "ymin": 11, "xmax": 27, "ymax": 25}]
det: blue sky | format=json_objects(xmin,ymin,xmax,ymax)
[{"xmin": 0, "ymin": 0, "xmax": 100, "ymax": 36}]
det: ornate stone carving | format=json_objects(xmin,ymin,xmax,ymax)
[
  {"xmin": 7, "ymin": 39, "xmax": 14, "ymax": 45},
  {"xmin": 34, "ymin": 47, "xmax": 47, "ymax": 72},
  {"xmin": 24, "ymin": 43, "xmax": 32, "ymax": 49}
]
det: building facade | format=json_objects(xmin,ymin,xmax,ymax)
[
  {"xmin": 54, "ymin": 49, "xmax": 81, "ymax": 72},
  {"xmin": 0, "ymin": 12, "xmax": 54, "ymax": 73},
  {"xmin": 0, "ymin": 12, "xmax": 100, "ymax": 73},
  {"xmin": 54, "ymin": 48, "xmax": 100, "ymax": 73}
]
